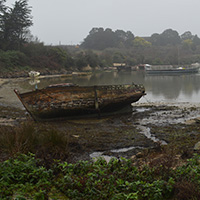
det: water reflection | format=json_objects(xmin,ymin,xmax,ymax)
[
  {"xmin": 144, "ymin": 74, "xmax": 200, "ymax": 102},
  {"xmin": 17, "ymin": 71, "xmax": 200, "ymax": 103}
]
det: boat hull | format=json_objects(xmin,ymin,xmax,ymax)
[
  {"xmin": 145, "ymin": 67, "xmax": 199, "ymax": 75},
  {"xmin": 14, "ymin": 84, "xmax": 145, "ymax": 121}
]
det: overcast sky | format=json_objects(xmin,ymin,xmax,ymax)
[{"xmin": 6, "ymin": 0, "xmax": 200, "ymax": 45}]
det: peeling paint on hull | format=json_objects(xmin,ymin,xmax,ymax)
[{"xmin": 14, "ymin": 83, "xmax": 145, "ymax": 121}]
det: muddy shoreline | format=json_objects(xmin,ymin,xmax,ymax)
[
  {"xmin": 1, "ymin": 101, "xmax": 200, "ymax": 163},
  {"xmin": 0, "ymin": 75, "xmax": 200, "ymax": 162},
  {"xmin": 0, "ymin": 69, "xmax": 72, "ymax": 79}
]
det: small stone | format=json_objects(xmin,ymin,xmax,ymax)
[
  {"xmin": 194, "ymin": 141, "xmax": 200, "ymax": 150},
  {"xmin": 136, "ymin": 152, "xmax": 143, "ymax": 158},
  {"xmin": 130, "ymin": 155, "xmax": 136, "ymax": 160}
]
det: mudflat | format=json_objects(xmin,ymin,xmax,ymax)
[{"xmin": 0, "ymin": 100, "xmax": 200, "ymax": 163}]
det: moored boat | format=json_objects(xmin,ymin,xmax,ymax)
[
  {"xmin": 28, "ymin": 71, "xmax": 40, "ymax": 78},
  {"xmin": 14, "ymin": 83, "xmax": 145, "ymax": 121},
  {"xmin": 145, "ymin": 64, "xmax": 200, "ymax": 75}
]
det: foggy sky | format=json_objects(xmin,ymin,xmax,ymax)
[{"xmin": 6, "ymin": 0, "xmax": 200, "ymax": 45}]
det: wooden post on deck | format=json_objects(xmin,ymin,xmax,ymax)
[{"xmin": 94, "ymin": 86, "xmax": 99, "ymax": 110}]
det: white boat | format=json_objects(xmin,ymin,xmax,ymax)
[
  {"xmin": 145, "ymin": 64, "xmax": 200, "ymax": 75},
  {"xmin": 28, "ymin": 71, "xmax": 40, "ymax": 78}
]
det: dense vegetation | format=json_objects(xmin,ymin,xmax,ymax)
[
  {"xmin": 0, "ymin": 118, "xmax": 199, "ymax": 199},
  {"xmin": 1, "ymin": 153, "xmax": 200, "ymax": 199},
  {"xmin": 1, "ymin": 1, "xmax": 200, "ymax": 77}
]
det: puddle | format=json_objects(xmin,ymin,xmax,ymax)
[
  {"xmin": 90, "ymin": 152, "xmax": 114, "ymax": 162},
  {"xmin": 90, "ymin": 103, "xmax": 200, "ymax": 162},
  {"xmin": 90, "ymin": 146, "xmax": 143, "ymax": 162},
  {"xmin": 137, "ymin": 125, "xmax": 167, "ymax": 145},
  {"xmin": 133, "ymin": 102, "xmax": 200, "ymax": 125},
  {"xmin": 132, "ymin": 103, "xmax": 200, "ymax": 148},
  {"xmin": 111, "ymin": 146, "xmax": 143, "ymax": 153},
  {"xmin": 132, "ymin": 107, "xmax": 151, "ymax": 113}
]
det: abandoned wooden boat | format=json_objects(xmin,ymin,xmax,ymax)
[{"xmin": 14, "ymin": 83, "xmax": 145, "ymax": 121}]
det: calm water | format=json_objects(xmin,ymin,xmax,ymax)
[
  {"xmin": 1, "ymin": 70, "xmax": 200, "ymax": 107},
  {"xmin": 21, "ymin": 71, "xmax": 200, "ymax": 103}
]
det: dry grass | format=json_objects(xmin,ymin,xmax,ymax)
[
  {"xmin": 174, "ymin": 180, "xmax": 200, "ymax": 200},
  {"xmin": 0, "ymin": 121, "xmax": 70, "ymax": 165}
]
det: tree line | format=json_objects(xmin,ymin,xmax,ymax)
[
  {"xmin": 1, "ymin": 0, "xmax": 200, "ymax": 77},
  {"xmin": 80, "ymin": 28, "xmax": 200, "ymax": 66},
  {"xmin": 81, "ymin": 27, "xmax": 200, "ymax": 50}
]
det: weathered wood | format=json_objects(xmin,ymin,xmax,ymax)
[{"xmin": 14, "ymin": 83, "xmax": 145, "ymax": 121}]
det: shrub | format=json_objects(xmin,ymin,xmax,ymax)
[
  {"xmin": 1, "ymin": 153, "xmax": 200, "ymax": 199},
  {"xmin": 0, "ymin": 153, "xmax": 52, "ymax": 199},
  {"xmin": 0, "ymin": 50, "xmax": 28, "ymax": 70}
]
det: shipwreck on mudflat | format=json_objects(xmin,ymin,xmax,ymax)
[{"xmin": 14, "ymin": 83, "xmax": 145, "ymax": 121}]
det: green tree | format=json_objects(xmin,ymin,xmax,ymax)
[
  {"xmin": 115, "ymin": 29, "xmax": 128, "ymax": 42},
  {"xmin": 113, "ymin": 51, "xmax": 125, "ymax": 63},
  {"xmin": 47, "ymin": 47, "xmax": 74, "ymax": 69},
  {"xmin": 181, "ymin": 31, "xmax": 193, "ymax": 40},
  {"xmin": 0, "ymin": 0, "xmax": 33, "ymax": 50},
  {"xmin": 81, "ymin": 27, "xmax": 134, "ymax": 50},
  {"xmin": 0, "ymin": 0, "xmax": 7, "ymax": 48},
  {"xmin": 182, "ymin": 39, "xmax": 193, "ymax": 50},
  {"xmin": 150, "ymin": 29, "xmax": 181, "ymax": 46},
  {"xmin": 124, "ymin": 31, "xmax": 135, "ymax": 47},
  {"xmin": 75, "ymin": 51, "xmax": 88, "ymax": 69},
  {"xmin": 115, "ymin": 30, "xmax": 134, "ymax": 47},
  {"xmin": 85, "ymin": 50, "xmax": 99, "ymax": 68},
  {"xmin": 150, "ymin": 33, "xmax": 161, "ymax": 46},
  {"xmin": 133, "ymin": 36, "xmax": 152, "ymax": 48},
  {"xmin": 81, "ymin": 27, "xmax": 118, "ymax": 50},
  {"xmin": 160, "ymin": 29, "xmax": 181, "ymax": 45},
  {"xmin": 193, "ymin": 35, "xmax": 200, "ymax": 46},
  {"xmin": 0, "ymin": 0, "xmax": 6, "ymax": 13}
]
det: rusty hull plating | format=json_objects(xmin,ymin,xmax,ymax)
[{"xmin": 14, "ymin": 83, "xmax": 145, "ymax": 121}]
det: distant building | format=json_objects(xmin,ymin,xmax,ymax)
[
  {"xmin": 113, "ymin": 63, "xmax": 126, "ymax": 67},
  {"xmin": 113, "ymin": 63, "xmax": 131, "ymax": 71}
]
